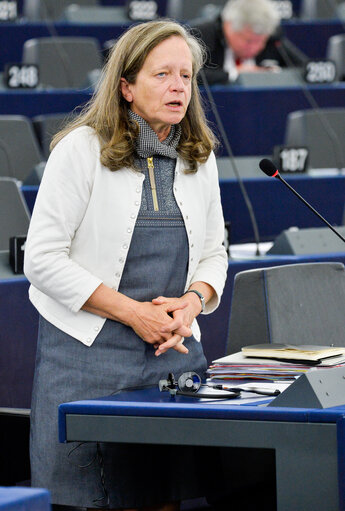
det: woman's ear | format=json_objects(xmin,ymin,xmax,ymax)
[{"xmin": 120, "ymin": 77, "xmax": 133, "ymax": 103}]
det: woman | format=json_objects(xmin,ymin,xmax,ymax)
[{"xmin": 24, "ymin": 19, "xmax": 228, "ymax": 511}]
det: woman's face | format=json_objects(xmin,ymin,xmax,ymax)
[{"xmin": 121, "ymin": 35, "xmax": 193, "ymax": 138}]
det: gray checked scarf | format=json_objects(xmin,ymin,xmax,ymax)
[{"xmin": 128, "ymin": 109, "xmax": 181, "ymax": 159}]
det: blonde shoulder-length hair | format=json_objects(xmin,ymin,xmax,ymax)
[{"xmin": 51, "ymin": 19, "xmax": 217, "ymax": 173}]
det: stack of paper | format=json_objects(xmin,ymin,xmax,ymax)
[{"xmin": 207, "ymin": 351, "xmax": 345, "ymax": 383}]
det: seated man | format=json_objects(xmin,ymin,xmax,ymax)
[{"xmin": 192, "ymin": 0, "xmax": 308, "ymax": 84}]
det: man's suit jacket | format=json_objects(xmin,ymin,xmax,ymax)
[{"xmin": 192, "ymin": 15, "xmax": 308, "ymax": 84}]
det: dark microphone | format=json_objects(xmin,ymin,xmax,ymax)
[{"xmin": 259, "ymin": 158, "xmax": 345, "ymax": 244}]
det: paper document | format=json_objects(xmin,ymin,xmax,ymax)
[
  {"xmin": 241, "ymin": 344, "xmax": 345, "ymax": 362},
  {"xmin": 208, "ymin": 351, "xmax": 345, "ymax": 382}
]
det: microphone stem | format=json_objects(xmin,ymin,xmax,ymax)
[{"xmin": 276, "ymin": 174, "xmax": 345, "ymax": 243}]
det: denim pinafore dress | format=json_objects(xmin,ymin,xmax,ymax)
[{"xmin": 30, "ymin": 151, "xmax": 207, "ymax": 508}]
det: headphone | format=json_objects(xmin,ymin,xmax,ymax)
[
  {"xmin": 158, "ymin": 372, "xmax": 281, "ymax": 399},
  {"xmin": 158, "ymin": 372, "xmax": 241, "ymax": 399}
]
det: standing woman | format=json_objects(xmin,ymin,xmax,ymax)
[{"xmin": 24, "ymin": 20, "xmax": 228, "ymax": 511}]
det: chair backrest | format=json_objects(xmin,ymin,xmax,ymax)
[
  {"xmin": 284, "ymin": 108, "xmax": 345, "ymax": 169},
  {"xmin": 166, "ymin": 0, "xmax": 226, "ymax": 20},
  {"xmin": 216, "ymin": 155, "xmax": 267, "ymax": 179},
  {"xmin": 300, "ymin": 0, "xmax": 343, "ymax": 19},
  {"xmin": 0, "ymin": 177, "xmax": 31, "ymax": 251},
  {"xmin": 338, "ymin": 2, "xmax": 345, "ymax": 18},
  {"xmin": 235, "ymin": 69, "xmax": 305, "ymax": 88},
  {"xmin": 23, "ymin": 0, "xmax": 99, "ymax": 21},
  {"xmin": 22, "ymin": 37, "xmax": 102, "ymax": 89},
  {"xmin": 63, "ymin": 5, "xmax": 129, "ymax": 23},
  {"xmin": 0, "ymin": 115, "xmax": 43, "ymax": 182},
  {"xmin": 226, "ymin": 262, "xmax": 345, "ymax": 354},
  {"xmin": 32, "ymin": 112, "xmax": 73, "ymax": 160},
  {"xmin": 327, "ymin": 34, "xmax": 345, "ymax": 80}
]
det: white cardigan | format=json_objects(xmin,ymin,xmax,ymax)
[{"xmin": 24, "ymin": 126, "xmax": 228, "ymax": 346}]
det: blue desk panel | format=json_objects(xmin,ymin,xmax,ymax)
[
  {"xmin": 15, "ymin": 0, "xmax": 165, "ymax": 17},
  {"xmin": 2, "ymin": 83, "xmax": 344, "ymax": 156},
  {"xmin": 58, "ymin": 387, "xmax": 345, "ymax": 511},
  {"xmin": 22, "ymin": 171, "xmax": 345, "ymax": 244},
  {"xmin": 0, "ymin": 487, "xmax": 50, "ymax": 511},
  {"xmin": 220, "ymin": 174, "xmax": 345, "ymax": 243},
  {"xmin": 0, "ymin": 278, "xmax": 38, "ymax": 408},
  {"xmin": 209, "ymin": 84, "xmax": 345, "ymax": 157},
  {"xmin": 0, "ymin": 18, "xmax": 340, "ymax": 70}
]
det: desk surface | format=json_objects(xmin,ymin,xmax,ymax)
[{"xmin": 0, "ymin": 487, "xmax": 50, "ymax": 511}]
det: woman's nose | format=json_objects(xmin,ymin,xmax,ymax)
[{"xmin": 170, "ymin": 74, "xmax": 185, "ymax": 91}]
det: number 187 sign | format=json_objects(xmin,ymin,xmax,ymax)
[{"xmin": 274, "ymin": 146, "xmax": 309, "ymax": 174}]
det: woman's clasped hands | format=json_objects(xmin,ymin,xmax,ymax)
[{"xmin": 130, "ymin": 294, "xmax": 202, "ymax": 357}]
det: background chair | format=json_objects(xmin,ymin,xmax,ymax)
[
  {"xmin": 337, "ymin": 1, "xmax": 345, "ymax": 18},
  {"xmin": 32, "ymin": 112, "xmax": 74, "ymax": 160},
  {"xmin": 22, "ymin": 0, "xmax": 99, "ymax": 21},
  {"xmin": 22, "ymin": 36, "xmax": 102, "ymax": 89},
  {"xmin": 235, "ymin": 68, "xmax": 305, "ymax": 87},
  {"xmin": 166, "ymin": 0, "xmax": 226, "ymax": 21},
  {"xmin": 0, "ymin": 177, "xmax": 30, "ymax": 251},
  {"xmin": 0, "ymin": 115, "xmax": 43, "ymax": 183},
  {"xmin": 284, "ymin": 107, "xmax": 345, "ymax": 169},
  {"xmin": 216, "ymin": 155, "xmax": 267, "ymax": 179},
  {"xmin": 226, "ymin": 262, "xmax": 345, "ymax": 355},
  {"xmin": 62, "ymin": 5, "xmax": 129, "ymax": 24},
  {"xmin": 326, "ymin": 33, "xmax": 345, "ymax": 81},
  {"xmin": 300, "ymin": 0, "xmax": 343, "ymax": 19}
]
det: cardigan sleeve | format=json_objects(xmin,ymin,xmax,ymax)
[
  {"xmin": 189, "ymin": 152, "xmax": 228, "ymax": 314},
  {"xmin": 24, "ymin": 127, "xmax": 103, "ymax": 313}
]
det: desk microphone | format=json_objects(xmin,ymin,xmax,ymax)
[{"xmin": 259, "ymin": 158, "xmax": 345, "ymax": 244}]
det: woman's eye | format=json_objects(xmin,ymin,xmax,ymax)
[{"xmin": 157, "ymin": 72, "xmax": 166, "ymax": 77}]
